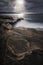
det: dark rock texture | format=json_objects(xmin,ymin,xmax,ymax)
[{"xmin": 0, "ymin": 20, "xmax": 43, "ymax": 65}]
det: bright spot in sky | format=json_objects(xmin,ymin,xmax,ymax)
[
  {"xmin": 17, "ymin": 13, "xmax": 24, "ymax": 18},
  {"xmin": 15, "ymin": 0, "xmax": 25, "ymax": 18},
  {"xmin": 16, "ymin": 0, "xmax": 24, "ymax": 5}
]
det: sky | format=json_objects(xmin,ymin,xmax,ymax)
[
  {"xmin": 0, "ymin": 0, "xmax": 43, "ymax": 13},
  {"xmin": 0, "ymin": 0, "xmax": 43, "ymax": 28}
]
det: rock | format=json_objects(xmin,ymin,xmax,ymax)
[
  {"xmin": 19, "ymin": 49, "xmax": 43, "ymax": 65},
  {"xmin": 0, "ymin": 23, "xmax": 43, "ymax": 65}
]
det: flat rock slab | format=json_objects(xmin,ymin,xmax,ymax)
[{"xmin": 0, "ymin": 26, "xmax": 43, "ymax": 64}]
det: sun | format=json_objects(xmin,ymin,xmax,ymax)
[
  {"xmin": 16, "ymin": 0, "xmax": 24, "ymax": 5},
  {"xmin": 14, "ymin": 0, "xmax": 25, "ymax": 18},
  {"xmin": 15, "ymin": 0, "xmax": 25, "ymax": 14}
]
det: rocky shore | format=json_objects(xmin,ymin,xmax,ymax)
[{"xmin": 0, "ymin": 17, "xmax": 43, "ymax": 65}]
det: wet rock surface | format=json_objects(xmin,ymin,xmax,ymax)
[{"xmin": 0, "ymin": 19, "xmax": 43, "ymax": 65}]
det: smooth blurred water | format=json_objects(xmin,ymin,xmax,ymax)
[
  {"xmin": 0, "ymin": 0, "xmax": 43, "ymax": 28},
  {"xmin": 14, "ymin": 20, "xmax": 43, "ymax": 28}
]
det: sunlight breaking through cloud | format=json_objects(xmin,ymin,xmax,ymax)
[{"xmin": 14, "ymin": 0, "xmax": 25, "ymax": 18}]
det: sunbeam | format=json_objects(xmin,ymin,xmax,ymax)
[{"xmin": 15, "ymin": 0, "xmax": 25, "ymax": 18}]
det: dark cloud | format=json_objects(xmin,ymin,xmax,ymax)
[{"xmin": 0, "ymin": 0, "xmax": 15, "ymax": 12}]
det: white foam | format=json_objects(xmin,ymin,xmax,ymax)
[{"xmin": 14, "ymin": 20, "xmax": 43, "ymax": 29}]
